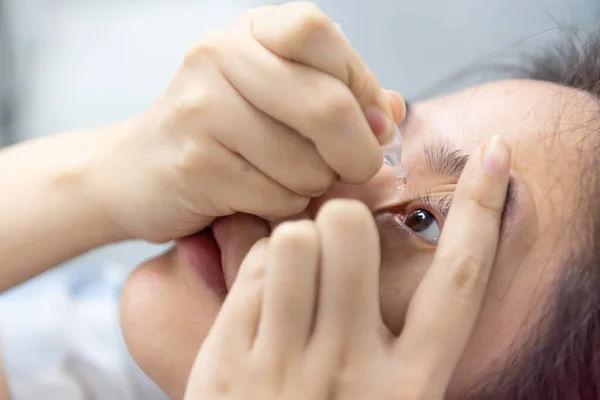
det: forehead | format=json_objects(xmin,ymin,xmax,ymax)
[{"xmin": 409, "ymin": 79, "xmax": 596, "ymax": 150}]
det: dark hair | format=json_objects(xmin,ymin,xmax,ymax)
[{"xmin": 463, "ymin": 34, "xmax": 600, "ymax": 400}]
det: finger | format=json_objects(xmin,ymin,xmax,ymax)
[
  {"xmin": 394, "ymin": 136, "xmax": 511, "ymax": 389},
  {"xmin": 249, "ymin": 3, "xmax": 396, "ymax": 142},
  {"xmin": 211, "ymin": 30, "xmax": 382, "ymax": 184},
  {"xmin": 212, "ymin": 213, "xmax": 270, "ymax": 288},
  {"xmin": 309, "ymin": 200, "xmax": 381, "ymax": 362},
  {"xmin": 383, "ymin": 89, "xmax": 407, "ymax": 124},
  {"xmin": 190, "ymin": 138, "xmax": 309, "ymax": 219},
  {"xmin": 206, "ymin": 238, "xmax": 269, "ymax": 353},
  {"xmin": 253, "ymin": 221, "xmax": 320, "ymax": 361},
  {"xmin": 203, "ymin": 72, "xmax": 336, "ymax": 197}
]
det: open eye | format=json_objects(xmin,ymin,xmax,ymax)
[{"xmin": 403, "ymin": 209, "xmax": 441, "ymax": 244}]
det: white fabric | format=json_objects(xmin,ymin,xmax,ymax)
[{"xmin": 0, "ymin": 264, "xmax": 167, "ymax": 400}]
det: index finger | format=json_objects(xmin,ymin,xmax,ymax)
[
  {"xmin": 394, "ymin": 135, "xmax": 511, "ymax": 391},
  {"xmin": 249, "ymin": 2, "xmax": 400, "ymax": 142}
]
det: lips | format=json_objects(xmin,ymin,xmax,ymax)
[
  {"xmin": 177, "ymin": 228, "xmax": 228, "ymax": 299},
  {"xmin": 177, "ymin": 215, "xmax": 272, "ymax": 300}
]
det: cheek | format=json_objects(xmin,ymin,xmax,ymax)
[
  {"xmin": 379, "ymin": 250, "xmax": 433, "ymax": 334},
  {"xmin": 120, "ymin": 248, "xmax": 221, "ymax": 399}
]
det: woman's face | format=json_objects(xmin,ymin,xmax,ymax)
[{"xmin": 121, "ymin": 79, "xmax": 596, "ymax": 398}]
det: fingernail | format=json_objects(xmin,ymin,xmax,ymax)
[
  {"xmin": 364, "ymin": 105, "xmax": 393, "ymax": 141},
  {"xmin": 482, "ymin": 135, "xmax": 511, "ymax": 177}
]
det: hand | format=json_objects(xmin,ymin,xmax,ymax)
[
  {"xmin": 183, "ymin": 136, "xmax": 511, "ymax": 399},
  {"xmin": 94, "ymin": 2, "xmax": 406, "ymax": 243}
]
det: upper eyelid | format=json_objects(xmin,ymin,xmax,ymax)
[
  {"xmin": 378, "ymin": 191, "xmax": 452, "ymax": 218},
  {"xmin": 407, "ymin": 192, "xmax": 452, "ymax": 219}
]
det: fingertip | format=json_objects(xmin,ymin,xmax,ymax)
[
  {"xmin": 269, "ymin": 220, "xmax": 319, "ymax": 255},
  {"xmin": 369, "ymin": 89, "xmax": 396, "ymax": 144},
  {"xmin": 316, "ymin": 198, "xmax": 372, "ymax": 225},
  {"xmin": 482, "ymin": 135, "xmax": 511, "ymax": 179},
  {"xmin": 368, "ymin": 90, "xmax": 405, "ymax": 146},
  {"xmin": 382, "ymin": 89, "xmax": 407, "ymax": 124},
  {"xmin": 315, "ymin": 199, "xmax": 380, "ymax": 250}
]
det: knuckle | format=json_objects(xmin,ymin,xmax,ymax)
[
  {"xmin": 290, "ymin": 2, "xmax": 331, "ymax": 41},
  {"xmin": 237, "ymin": 5, "xmax": 274, "ymax": 24},
  {"xmin": 172, "ymin": 140, "xmax": 215, "ymax": 184},
  {"xmin": 174, "ymin": 92, "xmax": 212, "ymax": 120},
  {"xmin": 286, "ymin": 194, "xmax": 312, "ymax": 215},
  {"xmin": 183, "ymin": 30, "xmax": 224, "ymax": 67},
  {"xmin": 348, "ymin": 66, "xmax": 377, "ymax": 104},
  {"xmin": 204, "ymin": 351, "xmax": 248, "ymax": 396},
  {"xmin": 212, "ymin": 369, "xmax": 234, "ymax": 396},
  {"xmin": 248, "ymin": 260, "xmax": 266, "ymax": 281},
  {"xmin": 448, "ymin": 251, "xmax": 486, "ymax": 295},
  {"xmin": 296, "ymin": 170, "xmax": 335, "ymax": 197},
  {"xmin": 237, "ymin": 7, "xmax": 259, "ymax": 22},
  {"xmin": 309, "ymin": 89, "xmax": 355, "ymax": 126},
  {"xmin": 268, "ymin": 193, "xmax": 310, "ymax": 219},
  {"xmin": 247, "ymin": 239, "xmax": 269, "ymax": 280}
]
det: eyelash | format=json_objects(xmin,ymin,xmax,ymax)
[{"xmin": 402, "ymin": 192, "xmax": 452, "ymax": 220}]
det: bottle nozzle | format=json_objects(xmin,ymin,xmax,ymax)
[{"xmin": 381, "ymin": 125, "xmax": 407, "ymax": 190}]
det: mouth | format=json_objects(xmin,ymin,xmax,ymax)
[
  {"xmin": 177, "ymin": 227, "xmax": 228, "ymax": 300},
  {"xmin": 177, "ymin": 215, "xmax": 273, "ymax": 300}
]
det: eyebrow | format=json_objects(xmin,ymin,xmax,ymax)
[
  {"xmin": 403, "ymin": 100, "xmax": 468, "ymax": 179},
  {"xmin": 423, "ymin": 140, "xmax": 470, "ymax": 179}
]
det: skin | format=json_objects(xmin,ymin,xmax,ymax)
[
  {"xmin": 121, "ymin": 78, "xmax": 597, "ymax": 399},
  {"xmin": 0, "ymin": 2, "xmax": 594, "ymax": 398}
]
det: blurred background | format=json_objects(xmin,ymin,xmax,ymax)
[{"xmin": 0, "ymin": 0, "xmax": 597, "ymax": 397}]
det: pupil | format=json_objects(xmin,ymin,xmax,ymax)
[{"xmin": 405, "ymin": 209, "xmax": 433, "ymax": 232}]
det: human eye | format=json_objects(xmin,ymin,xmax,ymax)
[{"xmin": 383, "ymin": 193, "xmax": 451, "ymax": 245}]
